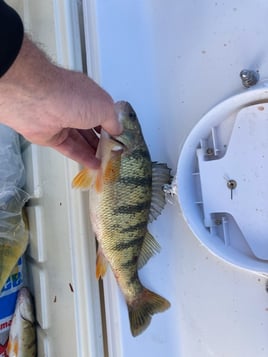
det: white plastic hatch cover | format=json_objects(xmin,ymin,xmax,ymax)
[{"xmin": 178, "ymin": 86, "xmax": 268, "ymax": 272}]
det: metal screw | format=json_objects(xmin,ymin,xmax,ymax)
[
  {"xmin": 215, "ymin": 219, "xmax": 222, "ymax": 225},
  {"xmin": 206, "ymin": 148, "xmax": 214, "ymax": 156},
  {"xmin": 240, "ymin": 69, "xmax": 259, "ymax": 88},
  {"xmin": 227, "ymin": 179, "xmax": 237, "ymax": 200},
  {"xmin": 227, "ymin": 179, "xmax": 237, "ymax": 190}
]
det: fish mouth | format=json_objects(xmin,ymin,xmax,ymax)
[
  {"xmin": 110, "ymin": 135, "xmax": 126, "ymax": 149},
  {"xmin": 98, "ymin": 127, "xmax": 125, "ymax": 148},
  {"xmin": 114, "ymin": 101, "xmax": 128, "ymax": 116}
]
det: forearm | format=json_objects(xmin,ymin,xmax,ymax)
[{"xmin": 0, "ymin": 35, "xmax": 62, "ymax": 137}]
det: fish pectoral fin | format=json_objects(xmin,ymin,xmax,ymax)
[
  {"xmin": 149, "ymin": 162, "xmax": 172, "ymax": 223},
  {"xmin": 94, "ymin": 168, "xmax": 105, "ymax": 192},
  {"xmin": 96, "ymin": 137, "xmax": 123, "ymax": 191},
  {"xmin": 7, "ymin": 337, "xmax": 19, "ymax": 356},
  {"xmin": 103, "ymin": 153, "xmax": 122, "ymax": 185},
  {"xmin": 72, "ymin": 168, "xmax": 97, "ymax": 190},
  {"xmin": 137, "ymin": 231, "xmax": 161, "ymax": 269},
  {"xmin": 96, "ymin": 250, "xmax": 108, "ymax": 279}
]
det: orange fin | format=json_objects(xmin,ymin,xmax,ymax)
[
  {"xmin": 7, "ymin": 338, "xmax": 19, "ymax": 356},
  {"xmin": 94, "ymin": 136, "xmax": 122, "ymax": 191},
  {"xmin": 72, "ymin": 168, "xmax": 96, "ymax": 190},
  {"xmin": 128, "ymin": 289, "xmax": 170, "ymax": 337},
  {"xmin": 95, "ymin": 152, "xmax": 122, "ymax": 191},
  {"xmin": 96, "ymin": 250, "xmax": 108, "ymax": 279},
  {"xmin": 103, "ymin": 153, "xmax": 122, "ymax": 183},
  {"xmin": 94, "ymin": 169, "xmax": 104, "ymax": 193}
]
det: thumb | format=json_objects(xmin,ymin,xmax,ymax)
[{"xmin": 101, "ymin": 105, "xmax": 123, "ymax": 136}]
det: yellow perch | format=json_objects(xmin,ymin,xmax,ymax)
[
  {"xmin": 7, "ymin": 287, "xmax": 36, "ymax": 357},
  {"xmin": 73, "ymin": 101, "xmax": 171, "ymax": 336}
]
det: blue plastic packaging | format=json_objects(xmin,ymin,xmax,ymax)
[{"xmin": 0, "ymin": 258, "xmax": 23, "ymax": 356}]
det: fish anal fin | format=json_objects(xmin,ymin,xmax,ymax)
[
  {"xmin": 149, "ymin": 162, "xmax": 171, "ymax": 223},
  {"xmin": 128, "ymin": 288, "xmax": 170, "ymax": 337},
  {"xmin": 137, "ymin": 230, "xmax": 161, "ymax": 269},
  {"xmin": 72, "ymin": 168, "xmax": 96, "ymax": 190},
  {"xmin": 96, "ymin": 250, "xmax": 108, "ymax": 279}
]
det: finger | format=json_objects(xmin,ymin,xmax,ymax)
[
  {"xmin": 101, "ymin": 108, "xmax": 123, "ymax": 136},
  {"xmin": 64, "ymin": 75, "xmax": 123, "ymax": 136},
  {"xmin": 87, "ymin": 84, "xmax": 123, "ymax": 135},
  {"xmin": 51, "ymin": 129, "xmax": 100, "ymax": 168},
  {"xmin": 92, "ymin": 95, "xmax": 123, "ymax": 135}
]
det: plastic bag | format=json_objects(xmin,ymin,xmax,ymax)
[
  {"xmin": 0, "ymin": 124, "xmax": 25, "ymax": 189},
  {"xmin": 0, "ymin": 124, "xmax": 29, "ymax": 290},
  {"xmin": 0, "ymin": 124, "xmax": 30, "ymax": 356},
  {"xmin": 0, "ymin": 187, "xmax": 29, "ymax": 291}
]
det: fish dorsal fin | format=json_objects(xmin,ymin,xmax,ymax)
[
  {"xmin": 149, "ymin": 162, "xmax": 171, "ymax": 223},
  {"xmin": 138, "ymin": 230, "xmax": 161, "ymax": 269}
]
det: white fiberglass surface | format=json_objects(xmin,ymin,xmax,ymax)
[{"xmin": 83, "ymin": 1, "xmax": 268, "ymax": 356}]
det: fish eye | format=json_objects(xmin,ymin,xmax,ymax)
[{"xmin": 129, "ymin": 111, "xmax": 136, "ymax": 119}]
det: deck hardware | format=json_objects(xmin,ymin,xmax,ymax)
[
  {"xmin": 227, "ymin": 179, "xmax": 237, "ymax": 200},
  {"xmin": 240, "ymin": 69, "xmax": 259, "ymax": 88}
]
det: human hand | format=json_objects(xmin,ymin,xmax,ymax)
[{"xmin": 0, "ymin": 36, "xmax": 122, "ymax": 168}]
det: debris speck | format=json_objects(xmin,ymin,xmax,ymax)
[
  {"xmin": 69, "ymin": 283, "xmax": 74, "ymax": 292},
  {"xmin": 53, "ymin": 296, "xmax": 57, "ymax": 303}
]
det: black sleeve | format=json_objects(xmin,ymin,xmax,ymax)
[{"xmin": 0, "ymin": 1, "xmax": 23, "ymax": 77}]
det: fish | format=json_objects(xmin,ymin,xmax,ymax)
[
  {"xmin": 0, "ymin": 190, "xmax": 29, "ymax": 291},
  {"xmin": 6, "ymin": 287, "xmax": 36, "ymax": 357},
  {"xmin": 72, "ymin": 101, "xmax": 171, "ymax": 337}
]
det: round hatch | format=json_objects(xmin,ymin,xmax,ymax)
[{"xmin": 177, "ymin": 84, "xmax": 268, "ymax": 273}]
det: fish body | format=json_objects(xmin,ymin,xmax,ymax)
[
  {"xmin": 0, "ymin": 190, "xmax": 29, "ymax": 291},
  {"xmin": 6, "ymin": 287, "xmax": 36, "ymax": 357},
  {"xmin": 73, "ymin": 101, "xmax": 170, "ymax": 336}
]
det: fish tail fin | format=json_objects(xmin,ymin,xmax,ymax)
[{"xmin": 128, "ymin": 289, "xmax": 170, "ymax": 337}]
